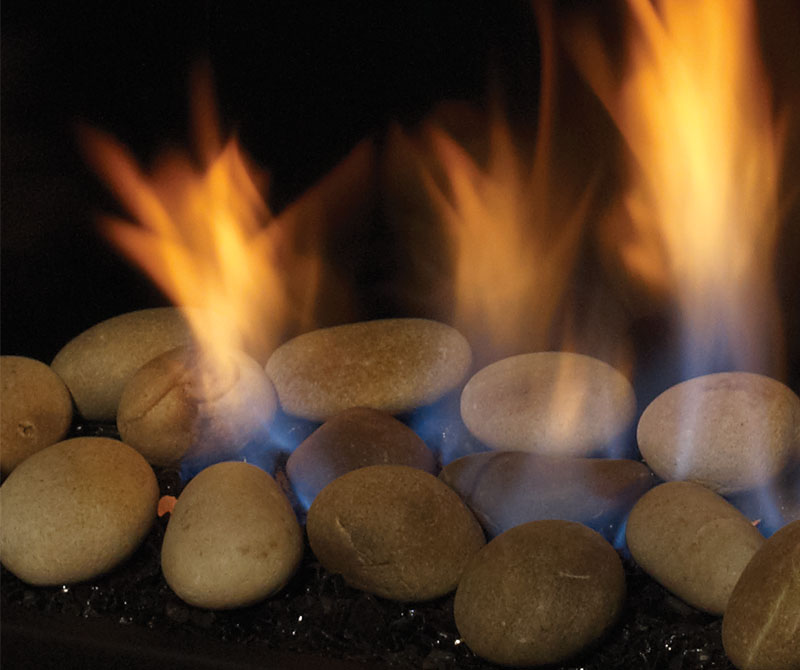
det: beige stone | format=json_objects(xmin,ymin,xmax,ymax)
[
  {"xmin": 265, "ymin": 319, "xmax": 472, "ymax": 421},
  {"xmin": 117, "ymin": 346, "xmax": 278, "ymax": 467},
  {"xmin": 0, "ymin": 437, "xmax": 158, "ymax": 585},
  {"xmin": 51, "ymin": 307, "xmax": 198, "ymax": 421},
  {"xmin": 460, "ymin": 352, "xmax": 636, "ymax": 456},
  {"xmin": 161, "ymin": 461, "xmax": 303, "ymax": 609},
  {"xmin": 454, "ymin": 520, "xmax": 625, "ymax": 667},
  {"xmin": 286, "ymin": 407, "xmax": 436, "ymax": 506},
  {"xmin": 306, "ymin": 465, "xmax": 485, "ymax": 601},
  {"xmin": 723, "ymin": 520, "xmax": 800, "ymax": 670},
  {"xmin": 637, "ymin": 372, "xmax": 800, "ymax": 494},
  {"xmin": 626, "ymin": 481, "xmax": 764, "ymax": 614},
  {"xmin": 0, "ymin": 356, "xmax": 73, "ymax": 475}
]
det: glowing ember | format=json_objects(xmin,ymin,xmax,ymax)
[{"xmin": 569, "ymin": 0, "xmax": 788, "ymax": 378}]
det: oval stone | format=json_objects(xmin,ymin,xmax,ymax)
[
  {"xmin": 0, "ymin": 437, "xmax": 158, "ymax": 585},
  {"xmin": 626, "ymin": 481, "xmax": 764, "ymax": 614},
  {"xmin": 161, "ymin": 461, "xmax": 303, "ymax": 609},
  {"xmin": 460, "ymin": 352, "xmax": 636, "ymax": 456},
  {"xmin": 723, "ymin": 520, "xmax": 800, "ymax": 670},
  {"xmin": 637, "ymin": 372, "xmax": 800, "ymax": 494},
  {"xmin": 454, "ymin": 520, "xmax": 625, "ymax": 667},
  {"xmin": 439, "ymin": 451, "xmax": 654, "ymax": 539},
  {"xmin": 117, "ymin": 346, "xmax": 278, "ymax": 467},
  {"xmin": 286, "ymin": 407, "xmax": 437, "ymax": 507},
  {"xmin": 265, "ymin": 319, "xmax": 472, "ymax": 421},
  {"xmin": 51, "ymin": 307, "xmax": 198, "ymax": 421},
  {"xmin": 0, "ymin": 356, "xmax": 73, "ymax": 475},
  {"xmin": 306, "ymin": 465, "xmax": 485, "ymax": 601}
]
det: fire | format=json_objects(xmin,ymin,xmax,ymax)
[
  {"xmin": 568, "ymin": 0, "xmax": 787, "ymax": 378},
  {"xmin": 81, "ymin": 68, "xmax": 373, "ymax": 367}
]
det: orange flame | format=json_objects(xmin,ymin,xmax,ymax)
[
  {"xmin": 569, "ymin": 0, "xmax": 787, "ymax": 377},
  {"xmin": 81, "ymin": 69, "xmax": 373, "ymax": 365}
]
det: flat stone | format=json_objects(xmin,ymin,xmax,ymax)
[
  {"xmin": 51, "ymin": 307, "xmax": 197, "ymax": 421},
  {"xmin": 637, "ymin": 372, "xmax": 800, "ymax": 494},
  {"xmin": 626, "ymin": 481, "xmax": 765, "ymax": 614},
  {"xmin": 460, "ymin": 352, "xmax": 636, "ymax": 456},
  {"xmin": 306, "ymin": 465, "xmax": 485, "ymax": 601},
  {"xmin": 723, "ymin": 520, "xmax": 800, "ymax": 670},
  {"xmin": 0, "ymin": 356, "xmax": 73, "ymax": 475},
  {"xmin": 0, "ymin": 437, "xmax": 159, "ymax": 585},
  {"xmin": 439, "ymin": 451, "xmax": 654, "ymax": 539},
  {"xmin": 161, "ymin": 462, "xmax": 303, "ymax": 609},
  {"xmin": 265, "ymin": 319, "xmax": 472, "ymax": 422},
  {"xmin": 286, "ymin": 407, "xmax": 437, "ymax": 507},
  {"xmin": 454, "ymin": 520, "xmax": 625, "ymax": 667}
]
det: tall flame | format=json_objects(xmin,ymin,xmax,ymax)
[
  {"xmin": 82, "ymin": 69, "xmax": 373, "ymax": 365},
  {"xmin": 569, "ymin": 0, "xmax": 787, "ymax": 378}
]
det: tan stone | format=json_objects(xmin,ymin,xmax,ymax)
[
  {"xmin": 637, "ymin": 372, "xmax": 800, "ymax": 494},
  {"xmin": 161, "ymin": 461, "xmax": 303, "ymax": 609},
  {"xmin": 626, "ymin": 481, "xmax": 764, "ymax": 614},
  {"xmin": 306, "ymin": 465, "xmax": 485, "ymax": 601},
  {"xmin": 265, "ymin": 319, "xmax": 472, "ymax": 421},
  {"xmin": 51, "ymin": 307, "xmax": 197, "ymax": 421},
  {"xmin": 460, "ymin": 352, "xmax": 636, "ymax": 456},
  {"xmin": 0, "ymin": 356, "xmax": 73, "ymax": 475},
  {"xmin": 0, "ymin": 437, "xmax": 158, "ymax": 585},
  {"xmin": 454, "ymin": 520, "xmax": 625, "ymax": 667}
]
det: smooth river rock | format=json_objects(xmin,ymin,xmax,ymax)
[
  {"xmin": 162, "ymin": 462, "xmax": 303, "ymax": 609},
  {"xmin": 626, "ymin": 481, "xmax": 764, "ymax": 615},
  {"xmin": 0, "ymin": 437, "xmax": 159, "ymax": 585},
  {"xmin": 460, "ymin": 352, "xmax": 636, "ymax": 456},
  {"xmin": 286, "ymin": 407, "xmax": 437, "ymax": 507},
  {"xmin": 306, "ymin": 465, "xmax": 485, "ymax": 601},
  {"xmin": 0, "ymin": 356, "xmax": 73, "ymax": 475},
  {"xmin": 265, "ymin": 319, "xmax": 472, "ymax": 422},
  {"xmin": 454, "ymin": 520, "xmax": 625, "ymax": 667},
  {"xmin": 723, "ymin": 520, "xmax": 800, "ymax": 670},
  {"xmin": 51, "ymin": 307, "xmax": 197, "ymax": 421},
  {"xmin": 439, "ymin": 451, "xmax": 654, "ymax": 539},
  {"xmin": 637, "ymin": 372, "xmax": 800, "ymax": 494},
  {"xmin": 117, "ymin": 346, "xmax": 278, "ymax": 467}
]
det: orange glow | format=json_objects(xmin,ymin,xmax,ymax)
[
  {"xmin": 82, "ymin": 68, "xmax": 373, "ymax": 366},
  {"xmin": 569, "ymin": 0, "xmax": 786, "ymax": 376}
]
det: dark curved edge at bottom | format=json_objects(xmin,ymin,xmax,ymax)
[{"xmin": 1, "ymin": 605, "xmax": 385, "ymax": 670}]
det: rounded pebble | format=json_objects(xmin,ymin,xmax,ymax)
[
  {"xmin": 287, "ymin": 407, "xmax": 437, "ymax": 507},
  {"xmin": 0, "ymin": 437, "xmax": 159, "ymax": 585},
  {"xmin": 439, "ymin": 451, "xmax": 654, "ymax": 538},
  {"xmin": 51, "ymin": 307, "xmax": 197, "ymax": 421},
  {"xmin": 454, "ymin": 520, "xmax": 625, "ymax": 667},
  {"xmin": 0, "ymin": 356, "xmax": 73, "ymax": 475},
  {"xmin": 460, "ymin": 352, "xmax": 636, "ymax": 456},
  {"xmin": 117, "ymin": 346, "xmax": 278, "ymax": 466},
  {"xmin": 637, "ymin": 372, "xmax": 800, "ymax": 494},
  {"xmin": 265, "ymin": 319, "xmax": 472, "ymax": 421},
  {"xmin": 626, "ymin": 481, "xmax": 764, "ymax": 614},
  {"xmin": 307, "ymin": 465, "xmax": 485, "ymax": 601},
  {"xmin": 723, "ymin": 520, "xmax": 800, "ymax": 670},
  {"xmin": 161, "ymin": 461, "xmax": 303, "ymax": 609}
]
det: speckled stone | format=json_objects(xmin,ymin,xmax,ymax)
[
  {"xmin": 306, "ymin": 465, "xmax": 485, "ymax": 601},
  {"xmin": 439, "ymin": 450, "xmax": 654, "ymax": 538},
  {"xmin": 286, "ymin": 407, "xmax": 437, "ymax": 507},
  {"xmin": 0, "ymin": 356, "xmax": 73, "ymax": 475},
  {"xmin": 265, "ymin": 319, "xmax": 472, "ymax": 422},
  {"xmin": 722, "ymin": 520, "xmax": 800, "ymax": 670},
  {"xmin": 626, "ymin": 481, "xmax": 764, "ymax": 615},
  {"xmin": 460, "ymin": 352, "xmax": 636, "ymax": 456},
  {"xmin": 454, "ymin": 520, "xmax": 625, "ymax": 667},
  {"xmin": 637, "ymin": 372, "xmax": 800, "ymax": 494}
]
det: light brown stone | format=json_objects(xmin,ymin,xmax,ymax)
[
  {"xmin": 0, "ymin": 356, "xmax": 73, "ymax": 475},
  {"xmin": 265, "ymin": 319, "xmax": 472, "ymax": 422}
]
